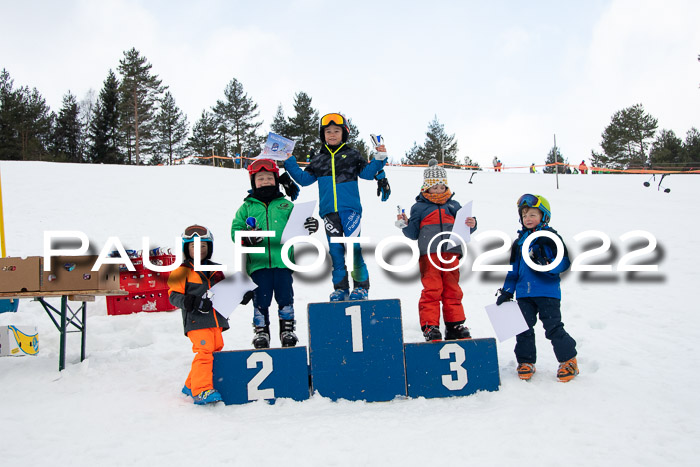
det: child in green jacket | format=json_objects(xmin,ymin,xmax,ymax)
[{"xmin": 231, "ymin": 158, "xmax": 318, "ymax": 349}]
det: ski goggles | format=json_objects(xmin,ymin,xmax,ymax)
[
  {"xmin": 320, "ymin": 113, "xmax": 346, "ymax": 127},
  {"xmin": 248, "ymin": 158, "xmax": 279, "ymax": 175},
  {"xmin": 517, "ymin": 194, "xmax": 542, "ymax": 208},
  {"xmin": 182, "ymin": 225, "xmax": 213, "ymax": 242}
]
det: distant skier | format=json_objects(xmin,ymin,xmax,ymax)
[{"xmin": 495, "ymin": 194, "xmax": 579, "ymax": 382}]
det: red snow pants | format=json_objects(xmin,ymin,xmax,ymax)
[
  {"xmin": 185, "ymin": 327, "xmax": 224, "ymax": 397},
  {"xmin": 418, "ymin": 252, "xmax": 465, "ymax": 327}
]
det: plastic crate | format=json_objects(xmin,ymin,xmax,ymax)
[{"xmin": 106, "ymin": 289, "xmax": 176, "ymax": 316}]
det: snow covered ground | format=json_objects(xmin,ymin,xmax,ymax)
[{"xmin": 0, "ymin": 161, "xmax": 697, "ymax": 466}]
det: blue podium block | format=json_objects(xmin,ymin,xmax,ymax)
[
  {"xmin": 404, "ymin": 338, "xmax": 500, "ymax": 399},
  {"xmin": 212, "ymin": 346, "xmax": 310, "ymax": 405},
  {"xmin": 308, "ymin": 299, "xmax": 406, "ymax": 402}
]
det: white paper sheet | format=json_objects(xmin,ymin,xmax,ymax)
[
  {"xmin": 447, "ymin": 201, "xmax": 473, "ymax": 246},
  {"xmin": 484, "ymin": 301, "xmax": 529, "ymax": 342},
  {"xmin": 209, "ymin": 272, "xmax": 257, "ymax": 319},
  {"xmin": 281, "ymin": 200, "xmax": 317, "ymax": 243}
]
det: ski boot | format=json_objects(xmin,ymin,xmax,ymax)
[
  {"xmin": 329, "ymin": 288, "xmax": 349, "ymax": 302},
  {"xmin": 422, "ymin": 325, "xmax": 442, "ymax": 342},
  {"xmin": 182, "ymin": 385, "xmax": 192, "ymax": 398},
  {"xmin": 252, "ymin": 326, "xmax": 270, "ymax": 349},
  {"xmin": 279, "ymin": 319, "xmax": 298, "ymax": 348},
  {"xmin": 445, "ymin": 322, "xmax": 472, "ymax": 340},
  {"xmin": 557, "ymin": 357, "xmax": 579, "ymax": 382},
  {"xmin": 517, "ymin": 363, "xmax": 536, "ymax": 380},
  {"xmin": 193, "ymin": 389, "xmax": 222, "ymax": 405},
  {"xmin": 349, "ymin": 287, "xmax": 369, "ymax": 301}
]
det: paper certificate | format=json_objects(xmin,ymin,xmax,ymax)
[
  {"xmin": 281, "ymin": 200, "xmax": 317, "ymax": 243},
  {"xmin": 447, "ymin": 201, "xmax": 473, "ymax": 246},
  {"xmin": 484, "ymin": 301, "xmax": 529, "ymax": 342},
  {"xmin": 257, "ymin": 132, "xmax": 295, "ymax": 161},
  {"xmin": 209, "ymin": 272, "xmax": 257, "ymax": 319}
]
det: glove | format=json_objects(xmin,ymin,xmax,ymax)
[
  {"xmin": 242, "ymin": 235, "xmax": 263, "ymax": 247},
  {"xmin": 279, "ymin": 172, "xmax": 300, "ymax": 201},
  {"xmin": 495, "ymin": 289, "xmax": 513, "ymax": 306},
  {"xmin": 375, "ymin": 170, "xmax": 390, "ymax": 202},
  {"xmin": 198, "ymin": 298, "xmax": 213, "ymax": 313},
  {"xmin": 529, "ymin": 238, "xmax": 557, "ymax": 265},
  {"xmin": 240, "ymin": 290, "xmax": 254, "ymax": 305},
  {"xmin": 304, "ymin": 217, "xmax": 319, "ymax": 234},
  {"xmin": 183, "ymin": 294, "xmax": 201, "ymax": 312}
]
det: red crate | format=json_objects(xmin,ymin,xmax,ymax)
[{"xmin": 106, "ymin": 289, "xmax": 177, "ymax": 316}]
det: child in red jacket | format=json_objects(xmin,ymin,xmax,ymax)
[{"xmin": 397, "ymin": 159, "xmax": 477, "ymax": 341}]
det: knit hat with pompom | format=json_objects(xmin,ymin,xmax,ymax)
[{"xmin": 422, "ymin": 158, "xmax": 448, "ymax": 191}]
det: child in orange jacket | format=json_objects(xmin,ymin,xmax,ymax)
[{"xmin": 168, "ymin": 224, "xmax": 227, "ymax": 405}]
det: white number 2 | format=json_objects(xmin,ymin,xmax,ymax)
[
  {"xmin": 439, "ymin": 343, "xmax": 468, "ymax": 390},
  {"xmin": 345, "ymin": 305, "xmax": 364, "ymax": 352},
  {"xmin": 247, "ymin": 352, "xmax": 274, "ymax": 401}
]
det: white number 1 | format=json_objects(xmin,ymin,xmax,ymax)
[{"xmin": 345, "ymin": 305, "xmax": 364, "ymax": 352}]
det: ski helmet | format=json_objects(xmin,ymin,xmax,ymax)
[
  {"xmin": 517, "ymin": 194, "xmax": 551, "ymax": 224},
  {"xmin": 319, "ymin": 112, "xmax": 349, "ymax": 144},
  {"xmin": 247, "ymin": 158, "xmax": 280, "ymax": 188},
  {"xmin": 181, "ymin": 224, "xmax": 214, "ymax": 261}
]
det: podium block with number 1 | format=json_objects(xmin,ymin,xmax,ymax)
[{"xmin": 308, "ymin": 299, "xmax": 407, "ymax": 402}]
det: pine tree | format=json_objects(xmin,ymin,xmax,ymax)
[
  {"xmin": 270, "ymin": 104, "xmax": 289, "ymax": 136},
  {"xmin": 0, "ymin": 69, "xmax": 22, "ymax": 160},
  {"xmin": 684, "ymin": 128, "xmax": 700, "ymax": 165},
  {"xmin": 78, "ymin": 90, "xmax": 96, "ymax": 163},
  {"xmin": 422, "ymin": 116, "xmax": 458, "ymax": 164},
  {"xmin": 600, "ymin": 103, "xmax": 658, "ymax": 169},
  {"xmin": 212, "ymin": 78, "xmax": 263, "ymax": 163},
  {"xmin": 89, "ymin": 70, "xmax": 123, "ymax": 164},
  {"xmin": 401, "ymin": 142, "xmax": 426, "ymax": 165},
  {"xmin": 544, "ymin": 145, "xmax": 566, "ymax": 174},
  {"xmin": 287, "ymin": 91, "xmax": 318, "ymax": 161},
  {"xmin": 649, "ymin": 129, "xmax": 685, "ymax": 168},
  {"xmin": 188, "ymin": 110, "xmax": 219, "ymax": 165},
  {"xmin": 153, "ymin": 91, "xmax": 189, "ymax": 165},
  {"xmin": 52, "ymin": 91, "xmax": 82, "ymax": 162},
  {"xmin": 118, "ymin": 48, "xmax": 166, "ymax": 165}
]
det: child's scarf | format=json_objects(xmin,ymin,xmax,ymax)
[{"xmin": 422, "ymin": 189, "xmax": 452, "ymax": 205}]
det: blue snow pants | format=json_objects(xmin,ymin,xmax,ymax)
[
  {"xmin": 323, "ymin": 210, "xmax": 369, "ymax": 290},
  {"xmin": 515, "ymin": 297, "xmax": 577, "ymax": 364},
  {"xmin": 250, "ymin": 268, "xmax": 294, "ymax": 327}
]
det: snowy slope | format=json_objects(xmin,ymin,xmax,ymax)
[{"xmin": 0, "ymin": 161, "xmax": 697, "ymax": 466}]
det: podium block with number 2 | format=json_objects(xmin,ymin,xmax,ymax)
[
  {"xmin": 308, "ymin": 299, "xmax": 407, "ymax": 402},
  {"xmin": 212, "ymin": 346, "xmax": 310, "ymax": 405},
  {"xmin": 404, "ymin": 338, "xmax": 500, "ymax": 399}
]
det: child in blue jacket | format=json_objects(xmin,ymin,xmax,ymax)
[
  {"xmin": 495, "ymin": 194, "xmax": 578, "ymax": 382},
  {"xmin": 284, "ymin": 112, "xmax": 390, "ymax": 301}
]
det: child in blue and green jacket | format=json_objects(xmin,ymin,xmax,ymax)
[{"xmin": 283, "ymin": 112, "xmax": 390, "ymax": 302}]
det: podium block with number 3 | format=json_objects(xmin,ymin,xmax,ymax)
[
  {"xmin": 212, "ymin": 346, "xmax": 310, "ymax": 405},
  {"xmin": 404, "ymin": 338, "xmax": 500, "ymax": 399},
  {"xmin": 308, "ymin": 299, "xmax": 407, "ymax": 402}
]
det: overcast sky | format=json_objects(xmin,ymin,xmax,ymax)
[{"xmin": 2, "ymin": 0, "xmax": 698, "ymax": 169}]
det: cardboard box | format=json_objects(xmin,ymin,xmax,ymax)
[
  {"xmin": 0, "ymin": 257, "xmax": 41, "ymax": 293},
  {"xmin": 0, "ymin": 325, "xmax": 39, "ymax": 357},
  {"xmin": 41, "ymin": 256, "xmax": 120, "ymax": 292}
]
